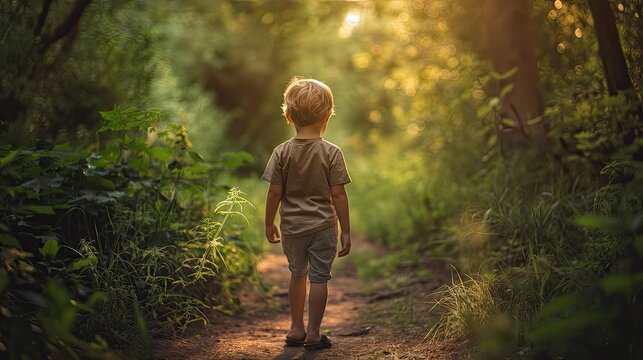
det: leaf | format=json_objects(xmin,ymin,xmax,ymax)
[
  {"xmin": 0, "ymin": 233, "xmax": 19, "ymax": 247},
  {"xmin": 189, "ymin": 150, "xmax": 205, "ymax": 162},
  {"xmin": 499, "ymin": 83, "xmax": 514, "ymax": 98},
  {"xmin": 66, "ymin": 255, "xmax": 98, "ymax": 272},
  {"xmin": 500, "ymin": 117, "xmax": 517, "ymax": 128},
  {"xmin": 146, "ymin": 146, "xmax": 173, "ymax": 162},
  {"xmin": 15, "ymin": 290, "xmax": 46, "ymax": 307},
  {"xmin": 575, "ymin": 215, "xmax": 625, "ymax": 233},
  {"xmin": 20, "ymin": 177, "xmax": 64, "ymax": 193},
  {"xmin": 23, "ymin": 205, "xmax": 55, "ymax": 215},
  {"xmin": 600, "ymin": 274, "xmax": 643, "ymax": 296},
  {"xmin": 536, "ymin": 295, "xmax": 583, "ymax": 319},
  {"xmin": 488, "ymin": 97, "xmax": 501, "ymax": 110},
  {"xmin": 477, "ymin": 104, "xmax": 491, "ymax": 119},
  {"xmin": 39, "ymin": 281, "xmax": 75, "ymax": 336},
  {"xmin": 39, "ymin": 239, "xmax": 60, "ymax": 258},
  {"xmin": 490, "ymin": 67, "xmax": 518, "ymax": 80},
  {"xmin": 526, "ymin": 116, "xmax": 544, "ymax": 126},
  {"xmin": 84, "ymin": 176, "xmax": 116, "ymax": 190},
  {"xmin": 99, "ymin": 106, "xmax": 121, "ymax": 123},
  {"xmin": 528, "ymin": 310, "xmax": 609, "ymax": 344},
  {"xmin": 71, "ymin": 192, "xmax": 121, "ymax": 204},
  {"xmin": 0, "ymin": 150, "xmax": 19, "ymax": 169}
]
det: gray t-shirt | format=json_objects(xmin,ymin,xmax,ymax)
[{"xmin": 262, "ymin": 137, "xmax": 351, "ymax": 236}]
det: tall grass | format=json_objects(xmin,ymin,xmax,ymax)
[
  {"xmin": 422, "ymin": 152, "xmax": 641, "ymax": 357},
  {"xmin": 74, "ymin": 188, "xmax": 257, "ymax": 346},
  {"xmin": 427, "ymin": 269, "xmax": 498, "ymax": 342}
]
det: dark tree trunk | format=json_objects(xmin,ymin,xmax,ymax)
[
  {"xmin": 483, "ymin": 0, "xmax": 549, "ymax": 154},
  {"xmin": 588, "ymin": 0, "xmax": 643, "ymax": 143},
  {"xmin": 34, "ymin": 0, "xmax": 53, "ymax": 36},
  {"xmin": 40, "ymin": 0, "xmax": 92, "ymax": 54},
  {"xmin": 587, "ymin": 0, "xmax": 634, "ymax": 95}
]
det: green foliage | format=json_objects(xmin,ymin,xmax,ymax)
[
  {"xmin": 525, "ymin": 213, "xmax": 643, "ymax": 359},
  {"xmin": 0, "ymin": 1, "xmax": 161, "ymax": 144},
  {"xmin": 422, "ymin": 142, "xmax": 642, "ymax": 357},
  {"xmin": 0, "ymin": 108, "xmax": 259, "ymax": 358}
]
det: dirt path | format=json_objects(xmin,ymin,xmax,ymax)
[{"xmin": 156, "ymin": 243, "xmax": 451, "ymax": 360}]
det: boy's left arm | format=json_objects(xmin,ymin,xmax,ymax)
[
  {"xmin": 331, "ymin": 184, "xmax": 351, "ymax": 257},
  {"xmin": 265, "ymin": 183, "xmax": 283, "ymax": 243}
]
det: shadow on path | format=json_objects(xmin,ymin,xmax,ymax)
[{"xmin": 154, "ymin": 240, "xmax": 449, "ymax": 359}]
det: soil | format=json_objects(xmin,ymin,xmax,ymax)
[{"xmin": 154, "ymin": 242, "xmax": 455, "ymax": 360}]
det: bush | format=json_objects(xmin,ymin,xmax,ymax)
[{"xmin": 0, "ymin": 108, "xmax": 260, "ymax": 358}]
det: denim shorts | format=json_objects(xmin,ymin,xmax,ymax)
[{"xmin": 281, "ymin": 226, "xmax": 338, "ymax": 283}]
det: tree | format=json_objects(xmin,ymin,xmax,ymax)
[
  {"xmin": 587, "ymin": 0, "xmax": 642, "ymax": 140},
  {"xmin": 0, "ymin": 1, "xmax": 158, "ymax": 145},
  {"xmin": 587, "ymin": 0, "xmax": 634, "ymax": 95},
  {"xmin": 483, "ymin": 0, "xmax": 549, "ymax": 154}
]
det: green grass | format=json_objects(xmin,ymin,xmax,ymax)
[{"xmin": 427, "ymin": 270, "xmax": 498, "ymax": 343}]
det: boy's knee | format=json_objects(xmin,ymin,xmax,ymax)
[
  {"xmin": 308, "ymin": 271, "xmax": 332, "ymax": 283},
  {"xmin": 290, "ymin": 268, "xmax": 308, "ymax": 279}
]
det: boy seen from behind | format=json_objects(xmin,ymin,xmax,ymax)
[{"xmin": 262, "ymin": 77, "xmax": 351, "ymax": 351}]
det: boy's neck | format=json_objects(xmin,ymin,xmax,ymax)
[{"xmin": 294, "ymin": 122, "xmax": 325, "ymax": 139}]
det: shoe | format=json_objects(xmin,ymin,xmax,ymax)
[
  {"xmin": 285, "ymin": 335, "xmax": 306, "ymax": 347},
  {"xmin": 304, "ymin": 334, "xmax": 332, "ymax": 350}
]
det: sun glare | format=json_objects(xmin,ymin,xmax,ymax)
[
  {"xmin": 344, "ymin": 10, "xmax": 361, "ymax": 26},
  {"xmin": 339, "ymin": 9, "xmax": 361, "ymax": 38}
]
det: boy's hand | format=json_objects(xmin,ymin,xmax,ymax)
[
  {"xmin": 338, "ymin": 232, "xmax": 351, "ymax": 257},
  {"xmin": 265, "ymin": 223, "xmax": 281, "ymax": 243}
]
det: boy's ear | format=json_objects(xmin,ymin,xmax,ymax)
[
  {"xmin": 323, "ymin": 111, "xmax": 332, "ymax": 123},
  {"xmin": 285, "ymin": 114, "xmax": 295, "ymax": 125}
]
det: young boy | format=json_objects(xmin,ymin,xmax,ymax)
[{"xmin": 262, "ymin": 77, "xmax": 351, "ymax": 351}]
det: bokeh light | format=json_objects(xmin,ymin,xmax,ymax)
[
  {"xmin": 556, "ymin": 42, "xmax": 566, "ymax": 53},
  {"xmin": 574, "ymin": 27, "xmax": 583, "ymax": 38},
  {"xmin": 344, "ymin": 10, "xmax": 361, "ymax": 26},
  {"xmin": 339, "ymin": 9, "xmax": 361, "ymax": 38}
]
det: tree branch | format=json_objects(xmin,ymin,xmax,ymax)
[
  {"xmin": 40, "ymin": 0, "xmax": 92, "ymax": 53},
  {"xmin": 34, "ymin": 0, "xmax": 53, "ymax": 36}
]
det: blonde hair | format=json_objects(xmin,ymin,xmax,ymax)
[{"xmin": 281, "ymin": 77, "xmax": 335, "ymax": 126}]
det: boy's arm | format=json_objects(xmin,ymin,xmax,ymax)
[
  {"xmin": 330, "ymin": 184, "xmax": 351, "ymax": 257},
  {"xmin": 265, "ymin": 183, "xmax": 283, "ymax": 243}
]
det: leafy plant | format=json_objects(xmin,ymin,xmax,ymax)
[{"xmin": 0, "ymin": 107, "xmax": 259, "ymax": 358}]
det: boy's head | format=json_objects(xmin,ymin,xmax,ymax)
[{"xmin": 282, "ymin": 77, "xmax": 335, "ymax": 127}]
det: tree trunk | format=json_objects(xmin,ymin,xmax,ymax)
[
  {"xmin": 588, "ymin": 0, "xmax": 643, "ymax": 143},
  {"xmin": 40, "ymin": 0, "xmax": 92, "ymax": 54},
  {"xmin": 587, "ymin": 0, "xmax": 634, "ymax": 95},
  {"xmin": 483, "ymin": 0, "xmax": 549, "ymax": 153}
]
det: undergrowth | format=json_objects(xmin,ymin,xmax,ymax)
[
  {"xmin": 0, "ymin": 108, "xmax": 260, "ymax": 358},
  {"xmin": 422, "ymin": 146, "xmax": 642, "ymax": 359}
]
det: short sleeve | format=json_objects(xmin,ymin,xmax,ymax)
[
  {"xmin": 329, "ymin": 148, "xmax": 351, "ymax": 186},
  {"xmin": 261, "ymin": 150, "xmax": 283, "ymax": 184}
]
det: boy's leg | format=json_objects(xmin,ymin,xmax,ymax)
[
  {"xmin": 288, "ymin": 274, "xmax": 307, "ymax": 339},
  {"xmin": 306, "ymin": 282, "xmax": 328, "ymax": 343},
  {"xmin": 305, "ymin": 227, "xmax": 337, "ymax": 344},
  {"xmin": 282, "ymin": 233, "xmax": 311, "ymax": 340}
]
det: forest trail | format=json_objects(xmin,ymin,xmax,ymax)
[{"xmin": 155, "ymin": 241, "xmax": 452, "ymax": 360}]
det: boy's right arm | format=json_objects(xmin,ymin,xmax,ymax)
[
  {"xmin": 330, "ymin": 184, "xmax": 351, "ymax": 257},
  {"xmin": 265, "ymin": 183, "xmax": 282, "ymax": 243}
]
